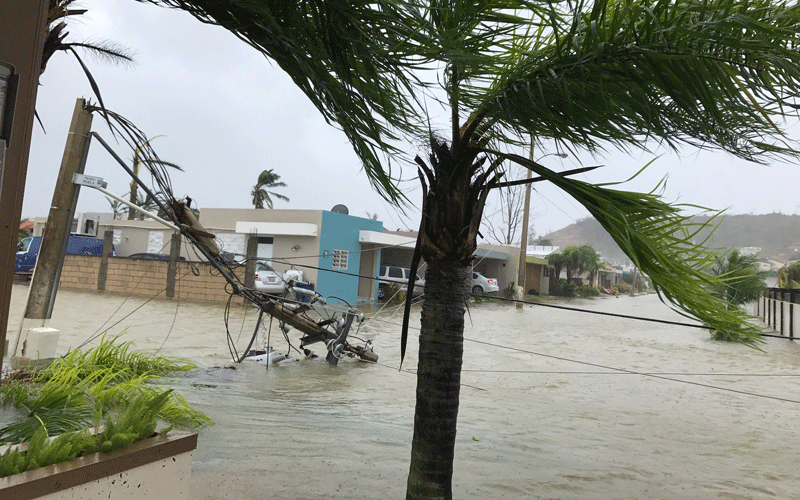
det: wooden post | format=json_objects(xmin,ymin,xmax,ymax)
[
  {"xmin": 166, "ymin": 233, "xmax": 181, "ymax": 298},
  {"xmin": 767, "ymin": 292, "xmax": 772, "ymax": 326},
  {"xmin": 97, "ymin": 230, "xmax": 114, "ymax": 291},
  {"xmin": 0, "ymin": 0, "xmax": 49, "ymax": 374},
  {"xmin": 772, "ymin": 294, "xmax": 777, "ymax": 331},
  {"xmin": 23, "ymin": 99, "xmax": 93, "ymax": 322},
  {"xmin": 244, "ymin": 235, "xmax": 257, "ymax": 289},
  {"xmin": 790, "ymin": 289, "xmax": 796, "ymax": 340}
]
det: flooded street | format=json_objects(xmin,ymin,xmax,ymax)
[{"xmin": 6, "ymin": 283, "xmax": 800, "ymax": 499}]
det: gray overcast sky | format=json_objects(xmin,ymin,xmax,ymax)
[{"xmin": 24, "ymin": 0, "xmax": 800, "ymax": 241}]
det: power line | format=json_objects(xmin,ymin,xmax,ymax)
[{"xmin": 462, "ymin": 336, "xmax": 800, "ymax": 405}]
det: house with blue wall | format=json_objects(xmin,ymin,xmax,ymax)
[{"xmin": 199, "ymin": 208, "xmax": 384, "ymax": 305}]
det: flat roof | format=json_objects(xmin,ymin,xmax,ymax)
[
  {"xmin": 235, "ymin": 221, "xmax": 318, "ymax": 236},
  {"xmin": 359, "ymin": 230, "xmax": 417, "ymax": 248}
]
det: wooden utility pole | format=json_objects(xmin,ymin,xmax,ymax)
[
  {"xmin": 516, "ymin": 139, "xmax": 535, "ymax": 309},
  {"xmin": 22, "ymin": 99, "xmax": 93, "ymax": 324},
  {"xmin": 0, "ymin": 0, "xmax": 49, "ymax": 373},
  {"xmin": 97, "ymin": 230, "xmax": 114, "ymax": 291},
  {"xmin": 166, "ymin": 233, "xmax": 181, "ymax": 298}
]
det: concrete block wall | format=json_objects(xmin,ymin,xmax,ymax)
[{"xmin": 57, "ymin": 255, "xmax": 242, "ymax": 304}]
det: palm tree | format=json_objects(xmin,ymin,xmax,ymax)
[
  {"xmin": 41, "ymin": 0, "xmax": 134, "ymax": 124},
  {"xmin": 710, "ymin": 250, "xmax": 767, "ymax": 311},
  {"xmin": 128, "ymin": 136, "xmax": 182, "ymax": 220},
  {"xmin": 562, "ymin": 245, "xmax": 598, "ymax": 282},
  {"xmin": 400, "ymin": 2, "xmax": 800, "ymax": 497},
  {"xmin": 105, "ymin": 196, "xmax": 126, "ymax": 220},
  {"xmin": 251, "ymin": 169, "xmax": 289, "ymax": 209},
  {"xmin": 135, "ymin": 1, "xmax": 800, "ymax": 498},
  {"xmin": 547, "ymin": 251, "xmax": 567, "ymax": 281}
]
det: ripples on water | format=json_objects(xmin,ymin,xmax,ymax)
[{"xmin": 8, "ymin": 284, "xmax": 800, "ymax": 499}]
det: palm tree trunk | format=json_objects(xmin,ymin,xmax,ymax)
[
  {"xmin": 406, "ymin": 260, "xmax": 469, "ymax": 500},
  {"xmin": 127, "ymin": 183, "xmax": 138, "ymax": 221}
]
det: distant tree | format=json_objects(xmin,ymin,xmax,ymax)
[
  {"xmin": 251, "ymin": 169, "xmax": 289, "ymax": 209},
  {"xmin": 18, "ymin": 220, "xmax": 32, "ymax": 241},
  {"xmin": 562, "ymin": 245, "xmax": 599, "ymax": 282},
  {"xmin": 482, "ymin": 166, "xmax": 526, "ymax": 244},
  {"xmin": 548, "ymin": 252, "xmax": 568, "ymax": 280},
  {"xmin": 777, "ymin": 261, "xmax": 800, "ymax": 288},
  {"xmin": 710, "ymin": 250, "xmax": 767, "ymax": 309},
  {"xmin": 365, "ymin": 212, "xmax": 380, "ymax": 220},
  {"xmin": 106, "ymin": 196, "xmax": 126, "ymax": 220},
  {"xmin": 128, "ymin": 136, "xmax": 182, "ymax": 220}
]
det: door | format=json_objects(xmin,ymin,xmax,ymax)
[{"xmin": 257, "ymin": 236, "xmax": 273, "ymax": 264}]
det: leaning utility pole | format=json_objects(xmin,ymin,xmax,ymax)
[
  {"xmin": 14, "ymin": 99, "xmax": 92, "ymax": 357},
  {"xmin": 0, "ymin": 0, "xmax": 49, "ymax": 374}
]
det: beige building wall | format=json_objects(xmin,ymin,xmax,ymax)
[
  {"xmin": 358, "ymin": 243, "xmax": 380, "ymax": 300},
  {"xmin": 200, "ymin": 208, "xmax": 324, "ymax": 285},
  {"xmin": 476, "ymin": 243, "xmax": 519, "ymax": 290}
]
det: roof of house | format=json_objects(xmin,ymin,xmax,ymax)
[
  {"xmin": 525, "ymin": 256, "xmax": 549, "ymax": 265},
  {"xmin": 473, "ymin": 247, "xmax": 510, "ymax": 261},
  {"xmin": 526, "ymin": 245, "xmax": 559, "ymax": 258}
]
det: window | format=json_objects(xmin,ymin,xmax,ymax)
[
  {"xmin": 389, "ymin": 267, "xmax": 404, "ymax": 278},
  {"xmin": 17, "ymin": 237, "xmax": 32, "ymax": 253},
  {"xmin": 332, "ymin": 249, "xmax": 349, "ymax": 270}
]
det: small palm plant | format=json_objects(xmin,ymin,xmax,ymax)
[
  {"xmin": 709, "ymin": 250, "xmax": 767, "ymax": 312},
  {"xmin": 0, "ymin": 334, "xmax": 212, "ymax": 476}
]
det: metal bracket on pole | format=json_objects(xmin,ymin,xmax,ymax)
[{"xmin": 73, "ymin": 174, "xmax": 180, "ymax": 231}]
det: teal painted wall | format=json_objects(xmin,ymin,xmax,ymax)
[{"xmin": 317, "ymin": 211, "xmax": 383, "ymax": 304}]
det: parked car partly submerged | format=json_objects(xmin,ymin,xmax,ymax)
[
  {"xmin": 377, "ymin": 265, "xmax": 424, "ymax": 300},
  {"xmin": 255, "ymin": 261, "xmax": 287, "ymax": 295},
  {"xmin": 472, "ymin": 272, "xmax": 499, "ymax": 293}
]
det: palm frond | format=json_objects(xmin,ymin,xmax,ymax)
[
  {"xmin": 470, "ymin": 0, "xmax": 800, "ymax": 163},
  {"xmin": 494, "ymin": 150, "xmax": 764, "ymax": 346},
  {"xmin": 67, "ymin": 41, "xmax": 136, "ymax": 66},
  {"xmin": 138, "ymin": 0, "xmax": 431, "ymax": 203}
]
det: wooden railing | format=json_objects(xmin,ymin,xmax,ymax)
[{"xmin": 756, "ymin": 288, "xmax": 800, "ymax": 339}]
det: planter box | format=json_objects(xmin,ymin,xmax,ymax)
[{"xmin": 0, "ymin": 430, "xmax": 197, "ymax": 500}]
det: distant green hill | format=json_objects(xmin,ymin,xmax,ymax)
[{"xmin": 544, "ymin": 213, "xmax": 800, "ymax": 265}]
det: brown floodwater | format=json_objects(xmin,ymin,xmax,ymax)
[{"xmin": 5, "ymin": 283, "xmax": 800, "ymax": 499}]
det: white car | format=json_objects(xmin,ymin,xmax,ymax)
[
  {"xmin": 377, "ymin": 265, "xmax": 425, "ymax": 300},
  {"xmin": 472, "ymin": 272, "xmax": 499, "ymax": 293},
  {"xmin": 255, "ymin": 262, "xmax": 286, "ymax": 295}
]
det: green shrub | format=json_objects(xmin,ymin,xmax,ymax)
[
  {"xmin": 549, "ymin": 278, "xmax": 576, "ymax": 297},
  {"xmin": 575, "ymin": 285, "xmax": 601, "ymax": 297},
  {"xmin": 502, "ymin": 281, "xmax": 516, "ymax": 299},
  {"xmin": 615, "ymin": 282, "xmax": 632, "ymax": 294}
]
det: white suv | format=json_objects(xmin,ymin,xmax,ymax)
[{"xmin": 377, "ymin": 265, "xmax": 424, "ymax": 300}]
